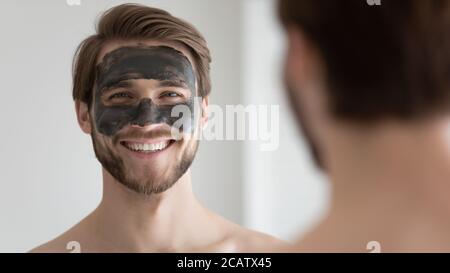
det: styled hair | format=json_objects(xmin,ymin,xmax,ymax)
[
  {"xmin": 72, "ymin": 4, "xmax": 211, "ymax": 106},
  {"xmin": 279, "ymin": 0, "xmax": 450, "ymax": 121}
]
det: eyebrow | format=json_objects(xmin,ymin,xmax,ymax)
[
  {"xmin": 101, "ymin": 80, "xmax": 134, "ymax": 93},
  {"xmin": 99, "ymin": 78, "xmax": 192, "ymax": 97},
  {"xmin": 157, "ymin": 79, "xmax": 189, "ymax": 89}
]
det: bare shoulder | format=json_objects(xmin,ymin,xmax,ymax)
[
  {"xmin": 29, "ymin": 236, "xmax": 71, "ymax": 253},
  {"xmin": 28, "ymin": 220, "xmax": 88, "ymax": 253},
  {"xmin": 201, "ymin": 212, "xmax": 290, "ymax": 252},
  {"xmin": 228, "ymin": 226, "xmax": 291, "ymax": 252}
]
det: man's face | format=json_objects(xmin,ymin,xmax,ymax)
[{"xmin": 89, "ymin": 41, "xmax": 204, "ymax": 194}]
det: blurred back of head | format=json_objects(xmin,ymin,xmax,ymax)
[{"xmin": 279, "ymin": 0, "xmax": 450, "ymax": 122}]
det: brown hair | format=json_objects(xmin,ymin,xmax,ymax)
[
  {"xmin": 72, "ymin": 4, "xmax": 211, "ymax": 106},
  {"xmin": 279, "ymin": 0, "xmax": 450, "ymax": 121}
]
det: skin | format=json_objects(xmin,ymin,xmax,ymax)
[
  {"xmin": 30, "ymin": 40, "xmax": 287, "ymax": 253},
  {"xmin": 94, "ymin": 46, "xmax": 198, "ymax": 136},
  {"xmin": 283, "ymin": 26, "xmax": 450, "ymax": 252}
]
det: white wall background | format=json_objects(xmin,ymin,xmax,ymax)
[
  {"xmin": 0, "ymin": 0, "xmax": 328, "ymax": 252},
  {"xmin": 241, "ymin": 0, "xmax": 329, "ymax": 240}
]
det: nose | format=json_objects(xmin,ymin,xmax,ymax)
[{"xmin": 131, "ymin": 98, "xmax": 154, "ymax": 127}]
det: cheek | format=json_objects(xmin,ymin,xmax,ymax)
[
  {"xmin": 95, "ymin": 106, "xmax": 134, "ymax": 137},
  {"xmin": 173, "ymin": 136, "xmax": 196, "ymax": 158},
  {"xmin": 93, "ymin": 128, "xmax": 110, "ymax": 143}
]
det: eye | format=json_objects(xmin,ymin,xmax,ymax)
[
  {"xmin": 109, "ymin": 92, "xmax": 132, "ymax": 100},
  {"xmin": 160, "ymin": 91, "xmax": 181, "ymax": 98}
]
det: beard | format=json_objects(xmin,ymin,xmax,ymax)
[{"xmin": 90, "ymin": 125, "xmax": 198, "ymax": 195}]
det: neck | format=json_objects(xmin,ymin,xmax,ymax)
[
  {"xmin": 87, "ymin": 169, "xmax": 219, "ymax": 252},
  {"xmin": 307, "ymin": 117, "xmax": 450, "ymax": 251}
]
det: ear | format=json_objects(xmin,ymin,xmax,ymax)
[
  {"xmin": 285, "ymin": 26, "xmax": 324, "ymax": 86},
  {"xmin": 75, "ymin": 100, "xmax": 92, "ymax": 134},
  {"xmin": 286, "ymin": 26, "xmax": 310, "ymax": 84},
  {"xmin": 200, "ymin": 96, "xmax": 209, "ymax": 128}
]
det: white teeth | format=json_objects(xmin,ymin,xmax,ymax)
[{"xmin": 124, "ymin": 141, "xmax": 169, "ymax": 152}]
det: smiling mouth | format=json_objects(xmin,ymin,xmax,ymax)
[{"xmin": 120, "ymin": 140, "xmax": 176, "ymax": 153}]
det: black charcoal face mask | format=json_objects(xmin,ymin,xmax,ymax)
[
  {"xmin": 89, "ymin": 45, "xmax": 201, "ymax": 195},
  {"xmin": 93, "ymin": 46, "xmax": 198, "ymax": 137}
]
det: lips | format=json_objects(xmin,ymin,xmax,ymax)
[{"xmin": 120, "ymin": 139, "xmax": 175, "ymax": 153}]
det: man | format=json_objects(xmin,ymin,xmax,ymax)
[
  {"xmin": 31, "ymin": 4, "xmax": 284, "ymax": 253},
  {"xmin": 279, "ymin": 0, "xmax": 450, "ymax": 252}
]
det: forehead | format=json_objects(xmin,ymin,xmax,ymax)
[{"xmin": 96, "ymin": 39, "xmax": 197, "ymax": 72}]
